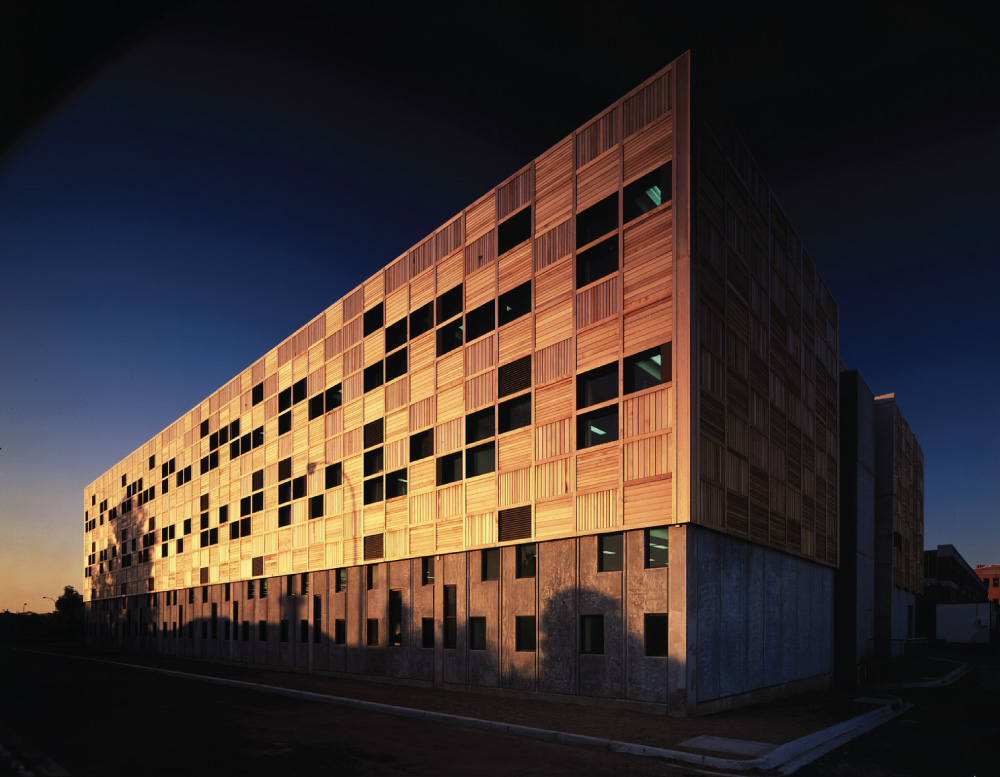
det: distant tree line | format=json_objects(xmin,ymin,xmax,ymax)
[{"xmin": 0, "ymin": 585, "xmax": 84, "ymax": 646}]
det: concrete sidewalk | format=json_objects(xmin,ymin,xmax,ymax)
[{"xmin": 44, "ymin": 647, "xmax": 907, "ymax": 773}]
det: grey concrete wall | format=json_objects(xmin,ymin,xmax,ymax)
[{"xmin": 690, "ymin": 525, "xmax": 832, "ymax": 708}]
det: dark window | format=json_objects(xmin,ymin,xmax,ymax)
[
  {"xmin": 576, "ymin": 234, "xmax": 618, "ymax": 288},
  {"xmin": 367, "ymin": 619, "xmax": 379, "ymax": 646},
  {"xmin": 599, "ymin": 533, "xmax": 624, "ymax": 572},
  {"xmin": 466, "ymin": 442, "xmax": 495, "ymax": 478},
  {"xmin": 363, "ymin": 362, "xmax": 383, "ymax": 393},
  {"xmin": 363, "ymin": 302, "xmax": 384, "ymax": 337},
  {"xmin": 436, "ymin": 284, "xmax": 463, "ymax": 324},
  {"xmin": 389, "ymin": 590, "xmax": 402, "ymax": 647},
  {"xmin": 581, "ymin": 614, "xmax": 604, "ymax": 654},
  {"xmin": 292, "ymin": 378, "xmax": 307, "ymax": 404},
  {"xmin": 421, "ymin": 556, "xmax": 435, "ymax": 586},
  {"xmin": 278, "ymin": 482, "xmax": 291, "ymax": 504},
  {"xmin": 515, "ymin": 544, "xmax": 537, "ymax": 578},
  {"xmin": 386, "ymin": 469, "xmax": 407, "ymax": 499},
  {"xmin": 280, "ymin": 619, "xmax": 289, "ymax": 643},
  {"xmin": 498, "ymin": 206, "xmax": 531, "ymax": 255},
  {"xmin": 210, "ymin": 431, "xmax": 219, "ymax": 450},
  {"xmin": 258, "ymin": 620, "xmax": 267, "ymax": 641},
  {"xmin": 241, "ymin": 496, "xmax": 252, "ymax": 517},
  {"xmin": 465, "ymin": 300, "xmax": 494, "ymax": 342},
  {"xmin": 251, "ymin": 491, "xmax": 263, "ymax": 512},
  {"xmin": 421, "ymin": 617, "xmax": 434, "ymax": 648},
  {"xmin": 444, "ymin": 585, "xmax": 457, "ymax": 649},
  {"xmin": 498, "ymin": 355, "xmax": 531, "ymax": 398},
  {"xmin": 498, "ymin": 281, "xmax": 531, "ymax": 326},
  {"xmin": 515, "ymin": 616, "xmax": 536, "ymax": 652},
  {"xmin": 325, "ymin": 463, "xmax": 343, "ymax": 489},
  {"xmin": 624, "ymin": 343, "xmax": 671, "ymax": 394},
  {"xmin": 278, "ymin": 457, "xmax": 292, "ymax": 481},
  {"xmin": 335, "ymin": 568, "xmax": 347, "ymax": 593},
  {"xmin": 645, "ymin": 527, "xmax": 669, "ymax": 568},
  {"xmin": 576, "ymin": 191, "xmax": 618, "ymax": 248},
  {"xmin": 410, "ymin": 429, "xmax": 434, "ymax": 461},
  {"xmin": 219, "ymin": 427, "xmax": 229, "ymax": 445},
  {"xmin": 278, "ymin": 387, "xmax": 292, "ymax": 412},
  {"xmin": 292, "ymin": 476, "xmax": 306, "ymax": 499},
  {"xmin": 364, "ymin": 446, "xmax": 384, "ymax": 476},
  {"xmin": 482, "ymin": 548, "xmax": 500, "ymax": 581},
  {"xmin": 498, "ymin": 394, "xmax": 531, "ymax": 433},
  {"xmin": 240, "ymin": 517, "xmax": 251, "ymax": 537},
  {"xmin": 409, "ymin": 301, "xmax": 433, "ymax": 339},
  {"xmin": 200, "ymin": 420, "xmax": 209, "ymax": 438},
  {"xmin": 645, "ymin": 614, "xmax": 669, "ymax": 656},
  {"xmin": 225, "ymin": 583, "xmax": 230, "ymax": 601},
  {"xmin": 623, "ymin": 162, "xmax": 671, "ymax": 223},
  {"xmin": 469, "ymin": 617, "xmax": 487, "ymax": 650},
  {"xmin": 308, "ymin": 393, "xmax": 324, "ymax": 420},
  {"xmin": 278, "ymin": 411, "xmax": 291, "ymax": 435},
  {"xmin": 498, "ymin": 505, "xmax": 532, "ymax": 542},
  {"xmin": 300, "ymin": 619, "xmax": 309, "ymax": 644},
  {"xmin": 385, "ymin": 347, "xmax": 407, "ymax": 382},
  {"xmin": 260, "ymin": 579, "xmax": 268, "ymax": 598},
  {"xmin": 436, "ymin": 319, "xmax": 463, "ymax": 356},
  {"xmin": 577, "ymin": 362, "xmax": 618, "ymax": 409},
  {"xmin": 241, "ymin": 621, "xmax": 249, "ymax": 641},
  {"xmin": 148, "ymin": 455, "xmax": 155, "ymax": 470},
  {"xmin": 466, "ymin": 407, "xmax": 494, "ymax": 444},
  {"xmin": 301, "ymin": 573, "xmax": 309, "ymax": 595},
  {"xmin": 366, "ymin": 563, "xmax": 378, "ymax": 590},
  {"xmin": 183, "ymin": 518, "xmax": 192, "ymax": 535},
  {"xmin": 252, "ymin": 381, "xmax": 264, "ymax": 405},
  {"xmin": 437, "ymin": 452, "xmax": 462, "ymax": 486},
  {"xmin": 176, "ymin": 538, "xmax": 184, "ymax": 553},
  {"xmin": 363, "ymin": 477, "xmax": 383, "ymax": 505},
  {"xmin": 385, "ymin": 317, "xmax": 407, "ymax": 351},
  {"xmin": 325, "ymin": 384, "xmax": 342, "ymax": 410},
  {"xmin": 577, "ymin": 406, "xmax": 618, "ymax": 449},
  {"xmin": 312, "ymin": 595, "xmax": 321, "ymax": 643},
  {"xmin": 334, "ymin": 619, "xmax": 346, "ymax": 644},
  {"xmin": 309, "ymin": 495, "xmax": 324, "ymax": 519}
]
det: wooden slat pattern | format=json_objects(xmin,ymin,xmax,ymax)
[
  {"xmin": 622, "ymin": 70, "xmax": 670, "ymax": 137},
  {"xmin": 576, "ymin": 148, "xmax": 620, "ymax": 210},
  {"xmin": 576, "ymin": 276, "xmax": 618, "ymax": 329},
  {"xmin": 534, "ymin": 138, "xmax": 573, "ymax": 235},
  {"xmin": 575, "ymin": 108, "xmax": 619, "ymax": 169},
  {"xmin": 623, "ymin": 116, "xmax": 672, "ymax": 181},
  {"xmin": 533, "ymin": 220, "xmax": 573, "ymax": 272},
  {"xmin": 498, "ymin": 167, "xmax": 532, "ymax": 220},
  {"xmin": 575, "ymin": 489, "xmax": 618, "ymax": 531}
]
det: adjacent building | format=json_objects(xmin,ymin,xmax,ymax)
[
  {"xmin": 83, "ymin": 52, "xmax": 840, "ymax": 715},
  {"xmin": 974, "ymin": 564, "xmax": 1000, "ymax": 605}
]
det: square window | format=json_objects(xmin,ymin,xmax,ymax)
[
  {"xmin": 577, "ymin": 406, "xmax": 618, "ymax": 449},
  {"xmin": 598, "ymin": 532, "xmax": 623, "ymax": 572},
  {"xmin": 497, "ymin": 206, "xmax": 531, "ymax": 255},
  {"xmin": 498, "ymin": 505, "xmax": 532, "ymax": 542},
  {"xmin": 325, "ymin": 463, "xmax": 343, "ymax": 489},
  {"xmin": 481, "ymin": 548, "xmax": 500, "ymax": 581},
  {"xmin": 308, "ymin": 393, "xmax": 324, "ymax": 420},
  {"xmin": 410, "ymin": 428, "xmax": 434, "ymax": 461},
  {"xmin": 278, "ymin": 457, "xmax": 292, "ymax": 481},
  {"xmin": 469, "ymin": 617, "xmax": 487, "ymax": 650},
  {"xmin": 363, "ymin": 362, "xmax": 383, "ymax": 393},
  {"xmin": 253, "ymin": 427, "xmax": 264, "ymax": 448},
  {"xmin": 252, "ymin": 491, "xmax": 263, "ymax": 512},
  {"xmin": 325, "ymin": 383, "xmax": 342, "ymax": 410},
  {"xmin": 465, "ymin": 442, "xmax": 495, "ymax": 478},
  {"xmin": 335, "ymin": 568, "xmax": 347, "ymax": 593},
  {"xmin": 466, "ymin": 407, "xmax": 494, "ymax": 444},
  {"xmin": 645, "ymin": 614, "xmax": 669, "ymax": 656},
  {"xmin": 577, "ymin": 362, "xmax": 618, "ymax": 409},
  {"xmin": 409, "ymin": 301, "xmax": 433, "ymax": 339},
  {"xmin": 581, "ymin": 614, "xmax": 604, "ymax": 654},
  {"xmin": 421, "ymin": 556, "xmax": 435, "ymax": 586},
  {"xmin": 515, "ymin": 544, "xmax": 536, "ymax": 579},
  {"xmin": 576, "ymin": 191, "xmax": 618, "ymax": 248},
  {"xmin": 278, "ymin": 411, "xmax": 291, "ymax": 435},
  {"xmin": 241, "ymin": 496, "xmax": 252, "ymax": 516},
  {"xmin": 436, "ymin": 319, "xmax": 463, "ymax": 356},
  {"xmin": 363, "ymin": 477, "xmax": 383, "ymax": 505},
  {"xmin": 645, "ymin": 527, "xmax": 669, "ymax": 568},
  {"xmin": 278, "ymin": 481, "xmax": 292, "ymax": 505},
  {"xmin": 498, "ymin": 394, "xmax": 531, "ymax": 433},
  {"xmin": 252, "ymin": 381, "xmax": 264, "ymax": 405},
  {"xmin": 363, "ymin": 302, "xmax": 384, "ymax": 336},
  {"xmin": 292, "ymin": 476, "xmax": 306, "ymax": 499},
  {"xmin": 385, "ymin": 347, "xmax": 407, "ymax": 382},
  {"xmin": 309, "ymin": 494, "xmax": 324, "ymax": 519},
  {"xmin": 465, "ymin": 300, "xmax": 494, "ymax": 342},
  {"xmin": 498, "ymin": 355, "xmax": 531, "ymax": 398},
  {"xmin": 385, "ymin": 317, "xmax": 407, "ymax": 351},
  {"xmin": 436, "ymin": 452, "xmax": 462, "ymax": 486},
  {"xmin": 386, "ymin": 468, "xmax": 407, "ymax": 499},
  {"xmin": 576, "ymin": 234, "xmax": 618, "ymax": 288},
  {"xmin": 498, "ymin": 281, "xmax": 531, "ymax": 326},
  {"xmin": 292, "ymin": 378, "xmax": 307, "ymax": 404},
  {"xmin": 623, "ymin": 162, "xmax": 671, "ymax": 223},
  {"xmin": 514, "ymin": 616, "xmax": 536, "ymax": 652},
  {"xmin": 421, "ymin": 617, "xmax": 434, "ymax": 648},
  {"xmin": 436, "ymin": 283, "xmax": 463, "ymax": 324},
  {"xmin": 240, "ymin": 517, "xmax": 250, "ymax": 537},
  {"xmin": 364, "ymin": 447, "xmax": 384, "ymax": 477},
  {"xmin": 624, "ymin": 343, "xmax": 671, "ymax": 394},
  {"xmin": 334, "ymin": 619, "xmax": 346, "ymax": 644}
]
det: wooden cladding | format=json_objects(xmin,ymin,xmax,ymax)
[
  {"xmin": 622, "ymin": 71, "xmax": 670, "ymax": 137},
  {"xmin": 498, "ymin": 505, "xmax": 531, "ymax": 542},
  {"xmin": 576, "ymin": 108, "xmax": 619, "ymax": 169},
  {"xmin": 497, "ymin": 355, "xmax": 531, "ymax": 398},
  {"xmin": 363, "ymin": 533, "xmax": 384, "ymax": 560}
]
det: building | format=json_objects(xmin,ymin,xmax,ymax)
[
  {"xmin": 974, "ymin": 564, "xmax": 1000, "ymax": 605},
  {"xmin": 921, "ymin": 545, "xmax": 988, "ymax": 640},
  {"xmin": 83, "ymin": 52, "xmax": 841, "ymax": 716}
]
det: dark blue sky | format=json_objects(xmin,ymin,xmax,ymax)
[{"xmin": 1, "ymin": 1, "xmax": 997, "ymax": 611}]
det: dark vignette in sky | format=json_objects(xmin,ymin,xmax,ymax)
[{"xmin": 0, "ymin": 0, "xmax": 998, "ymax": 611}]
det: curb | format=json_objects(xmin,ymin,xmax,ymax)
[
  {"xmin": 865, "ymin": 660, "xmax": 971, "ymax": 690},
  {"xmin": 26, "ymin": 649, "xmax": 906, "ymax": 773}
]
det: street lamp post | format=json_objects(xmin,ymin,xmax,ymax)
[
  {"xmin": 22, "ymin": 603, "xmax": 27, "ymax": 612},
  {"xmin": 42, "ymin": 595, "xmax": 57, "ymax": 611}
]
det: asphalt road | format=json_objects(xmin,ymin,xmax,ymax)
[{"xmin": 0, "ymin": 647, "xmax": 691, "ymax": 777}]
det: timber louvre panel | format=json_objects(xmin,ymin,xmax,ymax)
[{"xmin": 498, "ymin": 505, "xmax": 531, "ymax": 542}]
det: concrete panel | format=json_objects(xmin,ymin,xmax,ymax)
[
  {"xmin": 346, "ymin": 566, "xmax": 364, "ymax": 672},
  {"xmin": 744, "ymin": 544, "xmax": 764, "ymax": 692},
  {"xmin": 502, "ymin": 544, "xmax": 538, "ymax": 691},
  {"xmin": 718, "ymin": 538, "xmax": 744, "ymax": 698},
  {"xmin": 442, "ymin": 552, "xmax": 467, "ymax": 684},
  {"xmin": 469, "ymin": 550, "xmax": 501, "ymax": 687},
  {"xmin": 409, "ymin": 557, "xmax": 434, "ymax": 680},
  {"xmin": 695, "ymin": 529, "xmax": 720, "ymax": 702},
  {"xmin": 625, "ymin": 529, "xmax": 669, "ymax": 703},
  {"xmin": 808, "ymin": 562, "xmax": 822, "ymax": 677},
  {"xmin": 578, "ymin": 534, "xmax": 624, "ymax": 698},
  {"xmin": 779, "ymin": 555, "xmax": 797, "ymax": 684},
  {"xmin": 386, "ymin": 560, "xmax": 411, "ymax": 678},
  {"xmin": 794, "ymin": 560, "xmax": 809, "ymax": 680},
  {"xmin": 312, "ymin": 571, "xmax": 329, "ymax": 671},
  {"xmin": 538, "ymin": 538, "xmax": 577, "ymax": 695}
]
